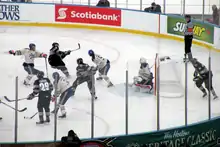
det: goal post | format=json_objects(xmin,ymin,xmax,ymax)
[{"xmin": 154, "ymin": 54, "xmax": 184, "ymax": 98}]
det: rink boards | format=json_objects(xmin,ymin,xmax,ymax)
[{"xmin": 0, "ymin": 2, "xmax": 220, "ymax": 50}]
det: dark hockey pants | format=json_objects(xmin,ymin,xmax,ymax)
[
  {"xmin": 184, "ymin": 36, "xmax": 193, "ymax": 54},
  {"xmin": 72, "ymin": 76, "xmax": 96, "ymax": 96},
  {"xmin": 195, "ymin": 77, "xmax": 213, "ymax": 91},
  {"xmin": 23, "ymin": 64, "xmax": 41, "ymax": 75},
  {"xmin": 37, "ymin": 95, "xmax": 51, "ymax": 117},
  {"xmin": 52, "ymin": 65, "xmax": 69, "ymax": 76}
]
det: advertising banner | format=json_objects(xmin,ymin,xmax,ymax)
[
  {"xmin": 167, "ymin": 16, "xmax": 214, "ymax": 44},
  {"xmin": 0, "ymin": 4, "xmax": 20, "ymax": 21},
  {"xmin": 55, "ymin": 5, "xmax": 121, "ymax": 26},
  {"xmin": 83, "ymin": 118, "xmax": 220, "ymax": 147}
]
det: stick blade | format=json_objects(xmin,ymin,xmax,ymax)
[
  {"xmin": 78, "ymin": 43, "xmax": 81, "ymax": 49},
  {"xmin": 4, "ymin": 96, "xmax": 12, "ymax": 102},
  {"xmin": 19, "ymin": 107, "xmax": 27, "ymax": 112}
]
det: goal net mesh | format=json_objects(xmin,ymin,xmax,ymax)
[{"xmin": 154, "ymin": 54, "xmax": 184, "ymax": 98}]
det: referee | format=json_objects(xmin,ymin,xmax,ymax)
[{"xmin": 184, "ymin": 15, "xmax": 194, "ymax": 62}]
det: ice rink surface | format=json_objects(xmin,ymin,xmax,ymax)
[{"xmin": 0, "ymin": 26, "xmax": 220, "ymax": 142}]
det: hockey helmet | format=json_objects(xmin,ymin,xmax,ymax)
[
  {"xmin": 88, "ymin": 50, "xmax": 94, "ymax": 56},
  {"xmin": 77, "ymin": 58, "xmax": 83, "ymax": 65},
  {"xmin": 140, "ymin": 57, "xmax": 147, "ymax": 64},
  {"xmin": 29, "ymin": 43, "xmax": 36, "ymax": 50},
  {"xmin": 52, "ymin": 72, "xmax": 60, "ymax": 80},
  {"xmin": 37, "ymin": 71, "xmax": 44, "ymax": 79},
  {"xmin": 185, "ymin": 15, "xmax": 191, "ymax": 19},
  {"xmin": 52, "ymin": 42, "xmax": 59, "ymax": 47}
]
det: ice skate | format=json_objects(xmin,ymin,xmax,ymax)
[
  {"xmin": 202, "ymin": 92, "xmax": 207, "ymax": 98},
  {"xmin": 183, "ymin": 57, "xmax": 189, "ymax": 63},
  {"xmin": 96, "ymin": 77, "xmax": 103, "ymax": 81},
  {"xmin": 0, "ymin": 117, "xmax": 2, "ymax": 120},
  {"xmin": 36, "ymin": 120, "xmax": 44, "ymax": 124},
  {"xmin": 107, "ymin": 82, "xmax": 114, "ymax": 87},
  {"xmin": 45, "ymin": 116, "xmax": 50, "ymax": 123},
  {"xmin": 59, "ymin": 113, "xmax": 66, "ymax": 118},
  {"xmin": 92, "ymin": 96, "xmax": 98, "ymax": 100},
  {"xmin": 213, "ymin": 95, "xmax": 218, "ymax": 100},
  {"xmin": 23, "ymin": 80, "xmax": 30, "ymax": 86},
  {"xmin": 36, "ymin": 116, "xmax": 44, "ymax": 124}
]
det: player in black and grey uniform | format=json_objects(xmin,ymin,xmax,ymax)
[
  {"xmin": 72, "ymin": 58, "xmax": 98, "ymax": 99},
  {"xmin": 184, "ymin": 15, "xmax": 194, "ymax": 62},
  {"xmin": 48, "ymin": 42, "xmax": 72, "ymax": 78},
  {"xmin": 27, "ymin": 71, "xmax": 53, "ymax": 124},
  {"xmin": 191, "ymin": 58, "xmax": 218, "ymax": 99}
]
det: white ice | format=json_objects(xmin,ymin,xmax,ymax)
[{"xmin": 0, "ymin": 26, "xmax": 220, "ymax": 142}]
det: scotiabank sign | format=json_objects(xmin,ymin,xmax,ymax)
[{"xmin": 55, "ymin": 5, "xmax": 121, "ymax": 26}]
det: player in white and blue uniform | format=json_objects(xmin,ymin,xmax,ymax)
[
  {"xmin": 51, "ymin": 72, "xmax": 74, "ymax": 118},
  {"xmin": 88, "ymin": 50, "xmax": 113, "ymax": 87},
  {"xmin": 133, "ymin": 57, "xmax": 153, "ymax": 92},
  {"xmin": 8, "ymin": 43, "xmax": 47, "ymax": 86}
]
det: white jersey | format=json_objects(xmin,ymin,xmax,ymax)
[
  {"xmin": 15, "ymin": 48, "xmax": 42, "ymax": 64},
  {"xmin": 56, "ymin": 76, "xmax": 70, "ymax": 96},
  {"xmin": 138, "ymin": 64, "xmax": 151, "ymax": 80},
  {"xmin": 92, "ymin": 54, "xmax": 108, "ymax": 69}
]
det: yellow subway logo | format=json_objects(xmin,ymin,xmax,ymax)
[{"xmin": 173, "ymin": 22, "xmax": 208, "ymax": 37}]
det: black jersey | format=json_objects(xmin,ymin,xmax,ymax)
[
  {"xmin": 193, "ymin": 61, "xmax": 210, "ymax": 79},
  {"xmin": 76, "ymin": 64, "xmax": 97, "ymax": 78},
  {"xmin": 33, "ymin": 78, "xmax": 53, "ymax": 96}
]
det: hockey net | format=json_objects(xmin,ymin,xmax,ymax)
[{"xmin": 154, "ymin": 54, "xmax": 184, "ymax": 98}]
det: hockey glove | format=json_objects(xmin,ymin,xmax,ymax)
[
  {"xmin": 51, "ymin": 95, "xmax": 55, "ymax": 102},
  {"xmin": 65, "ymin": 50, "xmax": 71, "ymax": 55},
  {"xmin": 51, "ymin": 95, "xmax": 56, "ymax": 102},
  {"xmin": 40, "ymin": 53, "xmax": 47, "ymax": 58},
  {"xmin": 27, "ymin": 93, "xmax": 35, "ymax": 100},
  {"xmin": 9, "ymin": 50, "xmax": 15, "ymax": 55},
  {"xmin": 193, "ymin": 76, "xmax": 202, "ymax": 82}
]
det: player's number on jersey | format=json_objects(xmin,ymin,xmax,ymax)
[
  {"xmin": 29, "ymin": 53, "xmax": 35, "ymax": 59},
  {"xmin": 39, "ymin": 82, "xmax": 50, "ymax": 91}
]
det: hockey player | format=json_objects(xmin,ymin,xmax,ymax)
[
  {"xmin": 8, "ymin": 43, "xmax": 47, "ymax": 86},
  {"xmin": 51, "ymin": 72, "xmax": 74, "ymax": 118},
  {"xmin": 48, "ymin": 42, "xmax": 72, "ymax": 78},
  {"xmin": 133, "ymin": 57, "xmax": 153, "ymax": 92},
  {"xmin": 191, "ymin": 58, "xmax": 218, "ymax": 99},
  {"xmin": 88, "ymin": 50, "xmax": 113, "ymax": 87},
  {"xmin": 27, "ymin": 71, "xmax": 53, "ymax": 124},
  {"xmin": 72, "ymin": 58, "xmax": 98, "ymax": 99}
]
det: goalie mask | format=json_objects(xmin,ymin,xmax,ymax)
[{"xmin": 140, "ymin": 57, "xmax": 148, "ymax": 69}]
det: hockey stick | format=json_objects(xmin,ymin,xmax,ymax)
[
  {"xmin": 70, "ymin": 43, "xmax": 81, "ymax": 52},
  {"xmin": 24, "ymin": 112, "xmax": 38, "ymax": 119},
  {"xmin": 1, "ymin": 101, "xmax": 27, "ymax": 112},
  {"xmin": 45, "ymin": 58, "xmax": 49, "ymax": 78},
  {"xmin": 4, "ymin": 96, "xmax": 28, "ymax": 102}
]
